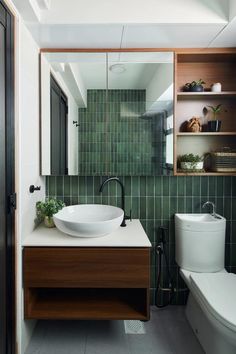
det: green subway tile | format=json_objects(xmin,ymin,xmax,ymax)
[
  {"xmin": 162, "ymin": 177, "xmax": 169, "ymax": 196},
  {"xmin": 86, "ymin": 177, "xmax": 94, "ymax": 196},
  {"xmin": 169, "ymin": 177, "xmax": 177, "ymax": 196},
  {"xmin": 64, "ymin": 177, "xmax": 71, "ymax": 196},
  {"xmin": 71, "ymin": 177, "xmax": 78, "ymax": 197},
  {"xmin": 48, "ymin": 176, "xmax": 56, "ymax": 196},
  {"xmin": 147, "ymin": 197, "xmax": 155, "ymax": 219},
  {"xmin": 169, "ymin": 197, "xmax": 178, "ymax": 218},
  {"xmin": 200, "ymin": 176, "xmax": 208, "ymax": 196},
  {"xmin": 140, "ymin": 197, "xmax": 147, "ymax": 219},
  {"xmin": 224, "ymin": 177, "xmax": 232, "ymax": 196},
  {"xmin": 185, "ymin": 177, "xmax": 193, "ymax": 196},
  {"xmin": 223, "ymin": 197, "xmax": 232, "ymax": 220},
  {"xmin": 232, "ymin": 198, "xmax": 236, "ymax": 220},
  {"xmin": 177, "ymin": 176, "xmax": 185, "ymax": 196},
  {"xmin": 56, "ymin": 176, "xmax": 63, "ymax": 196},
  {"xmin": 209, "ymin": 177, "xmax": 217, "ymax": 197},
  {"xmin": 131, "ymin": 177, "xmax": 140, "ymax": 196},
  {"xmin": 185, "ymin": 197, "xmax": 193, "ymax": 213},
  {"xmin": 154, "ymin": 176, "xmax": 162, "ymax": 196},
  {"xmin": 162, "ymin": 198, "xmax": 170, "ymax": 219},
  {"xmin": 192, "ymin": 176, "xmax": 201, "ymax": 196},
  {"xmin": 177, "ymin": 197, "xmax": 185, "ymax": 213},
  {"xmin": 131, "ymin": 197, "xmax": 140, "ymax": 219},
  {"xmin": 79, "ymin": 177, "xmax": 87, "ymax": 196}
]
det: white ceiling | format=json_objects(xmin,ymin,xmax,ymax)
[{"xmin": 11, "ymin": 0, "xmax": 236, "ymax": 48}]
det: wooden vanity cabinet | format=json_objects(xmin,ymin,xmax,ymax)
[{"xmin": 23, "ymin": 247, "xmax": 150, "ymax": 320}]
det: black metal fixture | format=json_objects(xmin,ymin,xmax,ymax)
[
  {"xmin": 29, "ymin": 185, "xmax": 41, "ymax": 193},
  {"xmin": 99, "ymin": 177, "xmax": 131, "ymax": 227},
  {"xmin": 73, "ymin": 120, "xmax": 78, "ymax": 125}
]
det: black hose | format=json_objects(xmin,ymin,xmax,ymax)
[{"xmin": 155, "ymin": 228, "xmax": 175, "ymax": 308}]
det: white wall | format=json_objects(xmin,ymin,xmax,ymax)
[
  {"xmin": 18, "ymin": 21, "xmax": 46, "ymax": 354},
  {"xmin": 146, "ymin": 63, "xmax": 173, "ymax": 109},
  {"xmin": 41, "ymin": 55, "xmax": 79, "ymax": 175}
]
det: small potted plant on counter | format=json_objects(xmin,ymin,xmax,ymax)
[
  {"xmin": 206, "ymin": 104, "xmax": 222, "ymax": 132},
  {"xmin": 36, "ymin": 198, "xmax": 65, "ymax": 228},
  {"xmin": 179, "ymin": 154, "xmax": 204, "ymax": 171},
  {"xmin": 183, "ymin": 79, "xmax": 205, "ymax": 92}
]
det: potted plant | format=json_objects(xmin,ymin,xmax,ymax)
[
  {"xmin": 36, "ymin": 198, "xmax": 65, "ymax": 228},
  {"xmin": 206, "ymin": 104, "xmax": 222, "ymax": 132},
  {"xmin": 179, "ymin": 154, "xmax": 204, "ymax": 171},
  {"xmin": 183, "ymin": 79, "xmax": 205, "ymax": 92}
]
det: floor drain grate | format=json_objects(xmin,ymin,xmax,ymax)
[{"xmin": 124, "ymin": 320, "xmax": 146, "ymax": 334}]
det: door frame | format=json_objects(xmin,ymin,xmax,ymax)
[{"xmin": 0, "ymin": 0, "xmax": 15, "ymax": 353}]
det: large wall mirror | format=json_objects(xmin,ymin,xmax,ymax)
[{"xmin": 40, "ymin": 51, "xmax": 174, "ymax": 176}]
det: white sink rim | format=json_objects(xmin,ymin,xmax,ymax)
[{"xmin": 175, "ymin": 213, "xmax": 225, "ymax": 223}]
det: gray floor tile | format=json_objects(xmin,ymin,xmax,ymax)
[
  {"xmin": 85, "ymin": 321, "xmax": 130, "ymax": 354},
  {"xmin": 25, "ymin": 307, "xmax": 204, "ymax": 354}
]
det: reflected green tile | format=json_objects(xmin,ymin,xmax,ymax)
[
  {"xmin": 200, "ymin": 176, "xmax": 208, "ymax": 196},
  {"xmin": 163, "ymin": 177, "xmax": 169, "ymax": 196}
]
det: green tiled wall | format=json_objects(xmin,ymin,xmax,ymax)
[
  {"xmin": 78, "ymin": 90, "xmax": 168, "ymax": 175},
  {"xmin": 46, "ymin": 175, "xmax": 236, "ymax": 305}
]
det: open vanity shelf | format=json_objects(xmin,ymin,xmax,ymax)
[{"xmin": 174, "ymin": 50, "xmax": 236, "ymax": 176}]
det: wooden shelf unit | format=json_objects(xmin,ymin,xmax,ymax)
[
  {"xmin": 174, "ymin": 50, "xmax": 236, "ymax": 175},
  {"xmin": 23, "ymin": 247, "xmax": 150, "ymax": 320}
]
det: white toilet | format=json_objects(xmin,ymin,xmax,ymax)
[{"xmin": 175, "ymin": 213, "xmax": 236, "ymax": 354}]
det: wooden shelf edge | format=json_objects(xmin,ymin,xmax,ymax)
[
  {"xmin": 176, "ymin": 132, "xmax": 236, "ymax": 136},
  {"xmin": 177, "ymin": 91, "xmax": 236, "ymax": 96},
  {"xmin": 175, "ymin": 172, "xmax": 236, "ymax": 176}
]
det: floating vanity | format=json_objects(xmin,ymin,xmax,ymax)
[{"xmin": 23, "ymin": 220, "xmax": 151, "ymax": 321}]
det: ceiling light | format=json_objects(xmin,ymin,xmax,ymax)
[{"xmin": 109, "ymin": 64, "xmax": 126, "ymax": 74}]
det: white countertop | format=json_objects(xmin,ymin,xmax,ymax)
[{"xmin": 23, "ymin": 219, "xmax": 152, "ymax": 248}]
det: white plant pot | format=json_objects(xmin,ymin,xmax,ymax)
[{"xmin": 180, "ymin": 161, "xmax": 203, "ymax": 170}]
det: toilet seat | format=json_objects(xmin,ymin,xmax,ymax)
[{"xmin": 190, "ymin": 272, "xmax": 236, "ymax": 333}]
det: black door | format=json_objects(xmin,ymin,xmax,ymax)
[
  {"xmin": 0, "ymin": 1, "xmax": 15, "ymax": 353},
  {"xmin": 50, "ymin": 75, "xmax": 68, "ymax": 175}
]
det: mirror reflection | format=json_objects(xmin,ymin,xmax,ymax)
[{"xmin": 40, "ymin": 52, "xmax": 173, "ymax": 175}]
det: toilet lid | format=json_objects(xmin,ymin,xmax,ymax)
[{"xmin": 190, "ymin": 273, "xmax": 236, "ymax": 332}]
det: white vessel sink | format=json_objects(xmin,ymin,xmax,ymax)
[
  {"xmin": 53, "ymin": 204, "xmax": 124, "ymax": 238},
  {"xmin": 175, "ymin": 213, "xmax": 225, "ymax": 232}
]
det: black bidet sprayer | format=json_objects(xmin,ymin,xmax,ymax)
[{"xmin": 155, "ymin": 226, "xmax": 175, "ymax": 308}]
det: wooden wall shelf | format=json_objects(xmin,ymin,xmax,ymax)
[
  {"xmin": 177, "ymin": 91, "xmax": 236, "ymax": 99},
  {"xmin": 174, "ymin": 49, "xmax": 236, "ymax": 176}
]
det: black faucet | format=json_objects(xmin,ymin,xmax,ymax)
[{"xmin": 99, "ymin": 177, "xmax": 131, "ymax": 227}]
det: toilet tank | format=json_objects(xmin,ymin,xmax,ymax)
[{"xmin": 175, "ymin": 213, "xmax": 226, "ymax": 272}]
